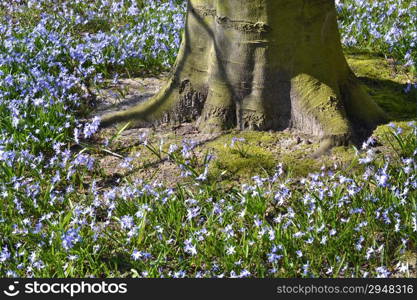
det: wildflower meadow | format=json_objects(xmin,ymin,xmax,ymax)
[{"xmin": 0, "ymin": 0, "xmax": 416, "ymax": 278}]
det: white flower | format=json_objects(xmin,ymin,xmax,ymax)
[
  {"xmin": 397, "ymin": 262, "xmax": 409, "ymax": 274},
  {"xmin": 226, "ymin": 246, "xmax": 236, "ymax": 255}
]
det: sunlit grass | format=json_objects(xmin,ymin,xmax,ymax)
[{"xmin": 0, "ymin": 0, "xmax": 416, "ymax": 278}]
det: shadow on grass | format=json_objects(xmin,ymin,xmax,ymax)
[
  {"xmin": 357, "ymin": 76, "xmax": 416, "ymax": 121},
  {"xmin": 345, "ymin": 50, "xmax": 416, "ymax": 122},
  {"xmin": 99, "ymin": 131, "xmax": 224, "ymax": 188}
]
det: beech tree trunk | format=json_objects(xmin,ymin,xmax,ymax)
[{"xmin": 101, "ymin": 0, "xmax": 387, "ymax": 153}]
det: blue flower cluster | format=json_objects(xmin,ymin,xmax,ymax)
[
  {"xmin": 337, "ymin": 0, "xmax": 416, "ymax": 71},
  {"xmin": 0, "ymin": 0, "xmax": 185, "ymax": 206}
]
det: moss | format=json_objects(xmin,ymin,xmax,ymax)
[
  {"xmin": 329, "ymin": 146, "xmax": 358, "ymax": 168},
  {"xmin": 207, "ymin": 131, "xmax": 278, "ymax": 180},
  {"xmin": 99, "ymin": 125, "xmax": 364, "ymax": 183},
  {"xmin": 346, "ymin": 53, "xmax": 416, "ymax": 121},
  {"xmin": 330, "ymin": 146, "xmax": 357, "ymax": 161},
  {"xmin": 204, "ymin": 130, "xmax": 361, "ymax": 180},
  {"xmin": 291, "ymin": 73, "xmax": 351, "ymax": 137},
  {"xmin": 373, "ymin": 121, "xmax": 415, "ymax": 144},
  {"xmin": 280, "ymin": 152, "xmax": 320, "ymax": 178},
  {"xmin": 279, "ymin": 145, "xmax": 358, "ymax": 178},
  {"xmin": 98, "ymin": 51, "xmax": 415, "ymax": 185},
  {"xmin": 212, "ymin": 152, "xmax": 276, "ymax": 179},
  {"xmin": 231, "ymin": 130, "xmax": 282, "ymax": 144}
]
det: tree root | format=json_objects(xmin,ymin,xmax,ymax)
[{"xmin": 98, "ymin": 0, "xmax": 389, "ymax": 159}]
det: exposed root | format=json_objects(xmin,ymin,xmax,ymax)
[
  {"xmin": 99, "ymin": 0, "xmax": 389, "ymax": 159},
  {"xmin": 196, "ymin": 103, "xmax": 235, "ymax": 132},
  {"xmin": 100, "ymin": 78, "xmax": 207, "ymax": 129},
  {"xmin": 240, "ymin": 110, "xmax": 268, "ymax": 130},
  {"xmin": 341, "ymin": 72, "xmax": 389, "ymax": 130}
]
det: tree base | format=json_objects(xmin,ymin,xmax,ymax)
[{"xmin": 100, "ymin": 0, "xmax": 388, "ymax": 155}]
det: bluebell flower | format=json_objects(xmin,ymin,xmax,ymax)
[
  {"xmin": 119, "ymin": 215, "xmax": 134, "ymax": 230},
  {"xmin": 61, "ymin": 228, "xmax": 81, "ymax": 250}
]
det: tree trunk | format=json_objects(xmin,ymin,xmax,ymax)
[{"xmin": 101, "ymin": 0, "xmax": 387, "ymax": 153}]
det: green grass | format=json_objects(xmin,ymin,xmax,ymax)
[
  {"xmin": 5, "ymin": 122, "xmax": 417, "ymax": 278},
  {"xmin": 0, "ymin": 0, "xmax": 416, "ymax": 278}
]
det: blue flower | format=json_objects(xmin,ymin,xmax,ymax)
[{"xmin": 61, "ymin": 228, "xmax": 81, "ymax": 250}]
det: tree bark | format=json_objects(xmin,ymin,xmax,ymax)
[{"xmin": 101, "ymin": 0, "xmax": 387, "ymax": 154}]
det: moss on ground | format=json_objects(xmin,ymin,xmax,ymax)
[
  {"xmin": 346, "ymin": 52, "xmax": 416, "ymax": 120},
  {"xmin": 96, "ymin": 51, "xmax": 416, "ymax": 186},
  {"xmin": 206, "ymin": 131, "xmax": 280, "ymax": 180}
]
